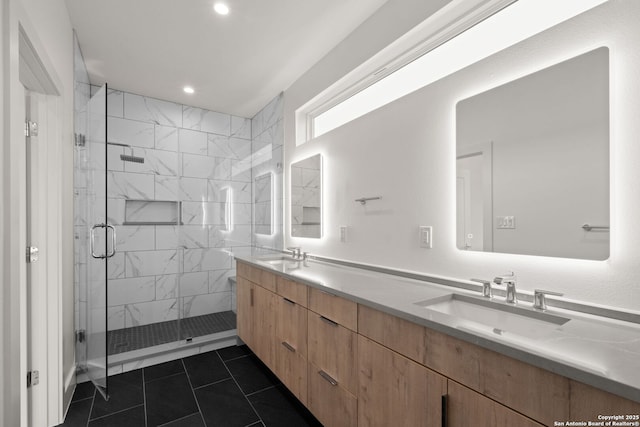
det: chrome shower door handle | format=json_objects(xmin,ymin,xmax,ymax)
[
  {"xmin": 106, "ymin": 224, "xmax": 117, "ymax": 258},
  {"xmin": 90, "ymin": 223, "xmax": 106, "ymax": 259}
]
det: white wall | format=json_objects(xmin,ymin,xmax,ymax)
[
  {"xmin": 1, "ymin": 0, "xmax": 75, "ymax": 424},
  {"xmin": 283, "ymin": 0, "xmax": 640, "ymax": 311}
]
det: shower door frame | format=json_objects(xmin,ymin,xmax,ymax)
[{"xmin": 77, "ymin": 83, "xmax": 111, "ymax": 398}]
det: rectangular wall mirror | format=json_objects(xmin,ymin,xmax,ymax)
[
  {"xmin": 456, "ymin": 47, "xmax": 609, "ymax": 261},
  {"xmin": 254, "ymin": 173, "xmax": 273, "ymax": 235},
  {"xmin": 291, "ymin": 154, "xmax": 322, "ymax": 238}
]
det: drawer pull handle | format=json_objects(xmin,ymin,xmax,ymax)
[
  {"xmin": 281, "ymin": 341, "xmax": 296, "ymax": 353},
  {"xmin": 283, "ymin": 297, "xmax": 296, "ymax": 305},
  {"xmin": 318, "ymin": 370, "xmax": 338, "ymax": 386},
  {"xmin": 441, "ymin": 394, "xmax": 448, "ymax": 427},
  {"xmin": 250, "ymin": 288, "xmax": 254, "ymax": 307},
  {"xmin": 320, "ymin": 315, "xmax": 338, "ymax": 327}
]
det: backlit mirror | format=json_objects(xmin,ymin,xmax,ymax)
[
  {"xmin": 220, "ymin": 187, "xmax": 232, "ymax": 232},
  {"xmin": 456, "ymin": 47, "xmax": 609, "ymax": 260},
  {"xmin": 291, "ymin": 154, "xmax": 322, "ymax": 238},
  {"xmin": 254, "ymin": 173, "xmax": 273, "ymax": 235}
]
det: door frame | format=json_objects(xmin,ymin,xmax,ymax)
[
  {"xmin": 2, "ymin": 6, "xmax": 67, "ymax": 425},
  {"xmin": 456, "ymin": 141, "xmax": 494, "ymax": 252}
]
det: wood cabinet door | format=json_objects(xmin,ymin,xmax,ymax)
[
  {"xmin": 236, "ymin": 277, "xmax": 254, "ymax": 349},
  {"xmin": 252, "ymin": 284, "xmax": 278, "ymax": 370},
  {"xmin": 569, "ymin": 380, "xmax": 640, "ymax": 422},
  {"xmin": 358, "ymin": 335, "xmax": 446, "ymax": 427},
  {"xmin": 447, "ymin": 380, "xmax": 544, "ymax": 427}
]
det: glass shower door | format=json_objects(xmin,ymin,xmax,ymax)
[{"xmin": 81, "ymin": 84, "xmax": 110, "ymax": 397}]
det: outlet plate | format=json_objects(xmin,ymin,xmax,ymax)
[
  {"xmin": 496, "ymin": 216, "xmax": 516, "ymax": 229},
  {"xmin": 419, "ymin": 226, "xmax": 433, "ymax": 248}
]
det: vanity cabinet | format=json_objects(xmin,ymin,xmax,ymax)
[
  {"xmin": 358, "ymin": 304, "xmax": 569, "ymax": 427},
  {"xmin": 358, "ymin": 335, "xmax": 446, "ymax": 427},
  {"xmin": 237, "ymin": 260, "xmax": 640, "ymax": 427}
]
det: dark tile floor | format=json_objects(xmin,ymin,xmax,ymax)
[{"xmin": 57, "ymin": 345, "xmax": 322, "ymax": 427}]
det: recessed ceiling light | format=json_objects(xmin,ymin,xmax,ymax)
[
  {"xmin": 183, "ymin": 86, "xmax": 195, "ymax": 94},
  {"xmin": 214, "ymin": 3, "xmax": 229, "ymax": 15}
]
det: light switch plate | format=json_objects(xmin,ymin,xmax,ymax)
[
  {"xmin": 339, "ymin": 226, "xmax": 347, "ymax": 243},
  {"xmin": 419, "ymin": 226, "xmax": 432, "ymax": 248}
]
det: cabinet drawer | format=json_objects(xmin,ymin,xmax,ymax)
[
  {"xmin": 276, "ymin": 343, "xmax": 307, "ymax": 406},
  {"xmin": 276, "ymin": 296, "xmax": 307, "ymax": 357},
  {"xmin": 447, "ymin": 380, "xmax": 544, "ymax": 427},
  {"xmin": 236, "ymin": 261, "xmax": 276, "ymax": 292},
  {"xmin": 308, "ymin": 287, "xmax": 357, "ymax": 331},
  {"xmin": 276, "ymin": 275, "xmax": 308, "ymax": 307},
  {"xmin": 308, "ymin": 362, "xmax": 357, "ymax": 427},
  {"xmin": 308, "ymin": 311, "xmax": 358, "ymax": 394}
]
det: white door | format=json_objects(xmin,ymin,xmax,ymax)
[
  {"xmin": 456, "ymin": 170, "xmax": 472, "ymax": 250},
  {"xmin": 25, "ymin": 90, "xmax": 48, "ymax": 426},
  {"xmin": 25, "ymin": 89, "xmax": 65, "ymax": 427}
]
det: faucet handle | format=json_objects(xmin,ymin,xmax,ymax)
[
  {"xmin": 471, "ymin": 278, "xmax": 492, "ymax": 298},
  {"xmin": 533, "ymin": 289, "xmax": 564, "ymax": 311},
  {"xmin": 493, "ymin": 271, "xmax": 516, "ymax": 283},
  {"xmin": 286, "ymin": 246, "xmax": 301, "ymax": 258}
]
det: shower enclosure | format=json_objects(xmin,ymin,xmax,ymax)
[
  {"xmin": 74, "ymin": 84, "xmax": 255, "ymax": 396},
  {"xmin": 73, "ymin": 37, "xmax": 283, "ymax": 397}
]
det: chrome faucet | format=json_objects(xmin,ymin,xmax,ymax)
[
  {"xmin": 494, "ymin": 272, "xmax": 517, "ymax": 304},
  {"xmin": 471, "ymin": 278, "xmax": 492, "ymax": 298},
  {"xmin": 286, "ymin": 246, "xmax": 302, "ymax": 259},
  {"xmin": 533, "ymin": 289, "xmax": 564, "ymax": 311}
]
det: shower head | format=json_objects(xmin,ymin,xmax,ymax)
[
  {"xmin": 120, "ymin": 154, "xmax": 145, "ymax": 164},
  {"xmin": 107, "ymin": 142, "xmax": 145, "ymax": 164}
]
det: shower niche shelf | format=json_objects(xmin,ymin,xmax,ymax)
[{"xmin": 123, "ymin": 199, "xmax": 183, "ymax": 225}]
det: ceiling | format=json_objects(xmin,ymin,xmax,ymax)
[{"xmin": 65, "ymin": 0, "xmax": 388, "ymax": 118}]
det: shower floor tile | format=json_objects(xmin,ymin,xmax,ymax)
[
  {"xmin": 107, "ymin": 311, "xmax": 237, "ymax": 355},
  {"xmin": 56, "ymin": 345, "xmax": 320, "ymax": 427}
]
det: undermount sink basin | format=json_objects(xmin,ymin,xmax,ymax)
[
  {"xmin": 414, "ymin": 293, "xmax": 570, "ymax": 339},
  {"xmin": 257, "ymin": 256, "xmax": 299, "ymax": 266}
]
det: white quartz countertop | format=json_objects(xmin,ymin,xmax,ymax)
[{"xmin": 234, "ymin": 251, "xmax": 640, "ymax": 404}]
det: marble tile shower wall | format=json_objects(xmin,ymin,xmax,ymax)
[
  {"xmin": 92, "ymin": 87, "xmax": 254, "ymax": 331},
  {"xmin": 251, "ymin": 93, "xmax": 284, "ymax": 251}
]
